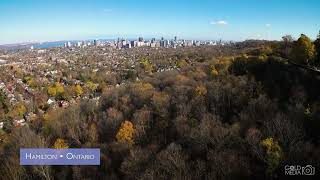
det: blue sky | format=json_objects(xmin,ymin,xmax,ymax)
[{"xmin": 0, "ymin": 0, "xmax": 319, "ymax": 44}]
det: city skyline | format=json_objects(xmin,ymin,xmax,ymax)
[{"xmin": 0, "ymin": 0, "xmax": 320, "ymax": 45}]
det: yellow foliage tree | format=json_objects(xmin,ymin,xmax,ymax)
[
  {"xmin": 291, "ymin": 34, "xmax": 315, "ymax": 65},
  {"xmin": 27, "ymin": 79, "xmax": 37, "ymax": 87},
  {"xmin": 47, "ymin": 86, "xmax": 57, "ymax": 97},
  {"xmin": 8, "ymin": 103, "xmax": 27, "ymax": 118},
  {"xmin": 55, "ymin": 82, "xmax": 64, "ymax": 95},
  {"xmin": 195, "ymin": 85, "xmax": 207, "ymax": 96},
  {"xmin": 140, "ymin": 58, "xmax": 154, "ymax": 73},
  {"xmin": 62, "ymin": 86, "xmax": 74, "ymax": 100},
  {"xmin": 210, "ymin": 65, "xmax": 219, "ymax": 76},
  {"xmin": 23, "ymin": 76, "xmax": 37, "ymax": 87},
  {"xmin": 116, "ymin": 120, "xmax": 135, "ymax": 145},
  {"xmin": 261, "ymin": 138, "xmax": 283, "ymax": 176},
  {"xmin": 43, "ymin": 113, "xmax": 54, "ymax": 122},
  {"xmin": 86, "ymin": 81, "xmax": 98, "ymax": 92},
  {"xmin": 152, "ymin": 92, "xmax": 170, "ymax": 115},
  {"xmin": 16, "ymin": 103, "xmax": 27, "ymax": 118},
  {"xmin": 141, "ymin": 83, "xmax": 153, "ymax": 91},
  {"xmin": 53, "ymin": 138, "xmax": 69, "ymax": 149},
  {"xmin": 134, "ymin": 82, "xmax": 154, "ymax": 93},
  {"xmin": 13, "ymin": 66, "xmax": 23, "ymax": 78},
  {"xmin": 176, "ymin": 59, "xmax": 189, "ymax": 68},
  {"xmin": 43, "ymin": 109, "xmax": 61, "ymax": 122},
  {"xmin": 47, "ymin": 82, "xmax": 64, "ymax": 97},
  {"xmin": 74, "ymin": 84, "xmax": 83, "ymax": 96}
]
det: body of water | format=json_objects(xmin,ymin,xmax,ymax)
[{"xmin": 33, "ymin": 41, "xmax": 69, "ymax": 49}]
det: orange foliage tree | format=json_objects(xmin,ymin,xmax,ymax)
[
  {"xmin": 116, "ymin": 120, "xmax": 135, "ymax": 145},
  {"xmin": 53, "ymin": 138, "xmax": 69, "ymax": 149}
]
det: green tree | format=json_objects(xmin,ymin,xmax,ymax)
[{"xmin": 291, "ymin": 34, "xmax": 315, "ymax": 65}]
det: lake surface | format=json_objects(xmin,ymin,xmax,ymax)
[{"xmin": 33, "ymin": 41, "xmax": 67, "ymax": 49}]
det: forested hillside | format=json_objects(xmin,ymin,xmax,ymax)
[{"xmin": 1, "ymin": 33, "xmax": 320, "ymax": 179}]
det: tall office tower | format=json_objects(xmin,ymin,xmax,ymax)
[
  {"xmin": 138, "ymin": 37, "xmax": 143, "ymax": 42},
  {"xmin": 160, "ymin": 40, "xmax": 164, "ymax": 47},
  {"xmin": 165, "ymin": 40, "xmax": 169, "ymax": 47},
  {"xmin": 161, "ymin": 37, "xmax": 164, "ymax": 41},
  {"xmin": 67, "ymin": 41, "xmax": 72, "ymax": 48},
  {"xmin": 151, "ymin": 38, "xmax": 156, "ymax": 43},
  {"xmin": 130, "ymin": 41, "xmax": 135, "ymax": 47},
  {"xmin": 93, "ymin": 39, "xmax": 98, "ymax": 46},
  {"xmin": 174, "ymin": 36, "xmax": 177, "ymax": 41}
]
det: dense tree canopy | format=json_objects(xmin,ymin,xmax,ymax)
[
  {"xmin": 291, "ymin": 34, "xmax": 315, "ymax": 65},
  {"xmin": 314, "ymin": 31, "xmax": 320, "ymax": 65}
]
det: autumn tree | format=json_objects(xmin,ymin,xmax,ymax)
[
  {"xmin": 116, "ymin": 120, "xmax": 135, "ymax": 145},
  {"xmin": 152, "ymin": 92, "xmax": 170, "ymax": 117},
  {"xmin": 0, "ymin": 127, "xmax": 51, "ymax": 180},
  {"xmin": 142, "ymin": 143, "xmax": 190, "ymax": 179},
  {"xmin": 8, "ymin": 102, "xmax": 26, "ymax": 119},
  {"xmin": 291, "ymin": 34, "xmax": 315, "ymax": 65},
  {"xmin": 74, "ymin": 84, "xmax": 84, "ymax": 96},
  {"xmin": 0, "ymin": 91, "xmax": 9, "ymax": 117},
  {"xmin": 176, "ymin": 59, "xmax": 189, "ymax": 68},
  {"xmin": 131, "ymin": 82, "xmax": 155, "ymax": 108},
  {"xmin": 210, "ymin": 66, "xmax": 219, "ymax": 76},
  {"xmin": 86, "ymin": 81, "xmax": 98, "ymax": 93},
  {"xmin": 88, "ymin": 123, "xmax": 98, "ymax": 143},
  {"xmin": 62, "ymin": 86, "xmax": 74, "ymax": 101},
  {"xmin": 47, "ymin": 82, "xmax": 65, "ymax": 98},
  {"xmin": 23, "ymin": 76, "xmax": 37, "ymax": 87},
  {"xmin": 314, "ymin": 31, "xmax": 320, "ymax": 66},
  {"xmin": 132, "ymin": 108, "xmax": 151, "ymax": 142},
  {"xmin": 261, "ymin": 138, "xmax": 283, "ymax": 176},
  {"xmin": 195, "ymin": 85, "xmax": 207, "ymax": 97},
  {"xmin": 121, "ymin": 148, "xmax": 152, "ymax": 178},
  {"xmin": 47, "ymin": 86, "xmax": 57, "ymax": 97},
  {"xmin": 51, "ymin": 105, "xmax": 84, "ymax": 145},
  {"xmin": 140, "ymin": 58, "xmax": 154, "ymax": 73},
  {"xmin": 53, "ymin": 138, "xmax": 69, "ymax": 149}
]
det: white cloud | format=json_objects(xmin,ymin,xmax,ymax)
[
  {"xmin": 210, "ymin": 20, "xmax": 228, "ymax": 25},
  {"xmin": 265, "ymin": 23, "xmax": 271, "ymax": 27}
]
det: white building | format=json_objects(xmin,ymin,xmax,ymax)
[
  {"xmin": 77, "ymin": 42, "xmax": 82, "ymax": 47},
  {"xmin": 67, "ymin": 41, "xmax": 72, "ymax": 48}
]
